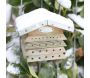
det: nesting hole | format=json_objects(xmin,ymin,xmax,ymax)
[
  {"xmin": 39, "ymin": 50, "xmax": 41, "ymax": 53},
  {"xmin": 63, "ymin": 52, "xmax": 66, "ymax": 54},
  {"xmin": 53, "ymin": 49, "xmax": 55, "ymax": 51},
  {"xmin": 52, "ymin": 56, "xmax": 54, "ymax": 58},
  {"xmin": 59, "ymin": 49, "xmax": 61, "ymax": 51},
  {"xmin": 45, "ymin": 56, "xmax": 47, "ymax": 58},
  {"xmin": 58, "ymin": 55, "xmax": 60, "ymax": 57},
  {"xmin": 39, "ymin": 44, "xmax": 41, "ymax": 46},
  {"xmin": 26, "ymin": 56, "xmax": 29, "ymax": 58},
  {"xmin": 32, "ymin": 51, "xmax": 34, "ymax": 53},
  {"xmin": 31, "ymin": 58, "xmax": 34, "ymax": 60},
  {"xmin": 46, "ymin": 49, "xmax": 48, "ymax": 52},
  {"xmin": 38, "ymin": 57, "xmax": 41, "ymax": 59}
]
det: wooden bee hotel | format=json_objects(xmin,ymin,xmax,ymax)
[{"xmin": 15, "ymin": 8, "xmax": 74, "ymax": 62}]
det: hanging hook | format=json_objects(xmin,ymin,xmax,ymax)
[
  {"xmin": 19, "ymin": 0, "xmax": 24, "ymax": 15},
  {"xmin": 74, "ymin": 0, "xmax": 78, "ymax": 14},
  {"xmin": 41, "ymin": 0, "xmax": 43, "ymax": 8},
  {"xmin": 21, "ymin": 0, "xmax": 23, "ymax": 6},
  {"xmin": 73, "ymin": 0, "xmax": 78, "ymax": 78},
  {"xmin": 59, "ymin": 4, "xmax": 61, "ymax": 15}
]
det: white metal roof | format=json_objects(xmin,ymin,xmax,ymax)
[{"xmin": 15, "ymin": 8, "xmax": 74, "ymax": 36}]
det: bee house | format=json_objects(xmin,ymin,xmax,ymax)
[{"xmin": 15, "ymin": 8, "xmax": 74, "ymax": 62}]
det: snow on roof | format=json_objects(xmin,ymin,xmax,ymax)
[
  {"xmin": 57, "ymin": 0, "xmax": 71, "ymax": 9},
  {"xmin": 15, "ymin": 8, "xmax": 74, "ymax": 36},
  {"xmin": 68, "ymin": 14, "xmax": 84, "ymax": 29}
]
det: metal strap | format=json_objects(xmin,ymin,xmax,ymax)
[{"xmin": 41, "ymin": 0, "xmax": 43, "ymax": 8}]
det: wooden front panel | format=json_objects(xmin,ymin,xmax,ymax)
[
  {"xmin": 21, "ymin": 26, "xmax": 67, "ymax": 62},
  {"xmin": 26, "ymin": 52, "xmax": 66, "ymax": 62}
]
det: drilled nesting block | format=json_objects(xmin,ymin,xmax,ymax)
[
  {"xmin": 21, "ymin": 26, "xmax": 67, "ymax": 62},
  {"xmin": 25, "ymin": 34, "xmax": 67, "ymax": 42},
  {"xmin": 23, "ymin": 47, "xmax": 66, "ymax": 62}
]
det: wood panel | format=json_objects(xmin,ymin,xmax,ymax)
[
  {"xmin": 25, "ymin": 40, "xmax": 66, "ymax": 50},
  {"xmin": 26, "ymin": 52, "xmax": 66, "ymax": 62},
  {"xmin": 28, "ymin": 25, "xmax": 64, "ymax": 36},
  {"xmin": 23, "ymin": 47, "xmax": 65, "ymax": 55},
  {"xmin": 25, "ymin": 34, "xmax": 67, "ymax": 43}
]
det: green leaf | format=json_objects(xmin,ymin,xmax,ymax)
[
  {"xmin": 73, "ymin": 63, "xmax": 78, "ymax": 78},
  {"xmin": 24, "ymin": 2, "xmax": 37, "ymax": 13},
  {"xmin": 19, "ymin": 57, "xmax": 30, "ymax": 74},
  {"xmin": 78, "ymin": 35, "xmax": 84, "ymax": 48},
  {"xmin": 6, "ymin": 36, "xmax": 11, "ymax": 43},
  {"xmin": 39, "ymin": 62, "xmax": 55, "ymax": 78},
  {"xmin": 55, "ymin": 0, "xmax": 59, "ymax": 10},
  {"xmin": 44, "ymin": 0, "xmax": 52, "ymax": 6},
  {"xmin": 8, "ymin": 0, "xmax": 20, "ymax": 6},
  {"xmin": 29, "ymin": 66, "xmax": 38, "ymax": 78},
  {"xmin": 32, "ymin": 0, "xmax": 41, "ymax": 7},
  {"xmin": 80, "ymin": 7, "xmax": 84, "ymax": 17},
  {"xmin": 8, "ymin": 0, "xmax": 31, "ymax": 6}
]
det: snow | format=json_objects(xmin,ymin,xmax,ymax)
[
  {"xmin": 79, "ymin": 0, "xmax": 84, "ymax": 2},
  {"xmin": 78, "ymin": 66, "xmax": 84, "ymax": 78},
  {"xmin": 11, "ymin": 37, "xmax": 20, "ymax": 47},
  {"xmin": 65, "ymin": 48, "xmax": 73, "ymax": 57},
  {"xmin": 6, "ymin": 46, "xmax": 20, "ymax": 64},
  {"xmin": 76, "ymin": 29, "xmax": 84, "ymax": 35},
  {"xmin": 7, "ymin": 64, "xmax": 20, "ymax": 75},
  {"xmin": 57, "ymin": 73, "xmax": 68, "ymax": 78},
  {"xmin": 6, "ymin": 4, "xmax": 12, "ymax": 24},
  {"xmin": 64, "ymin": 48, "xmax": 74, "ymax": 69},
  {"xmin": 68, "ymin": 14, "xmax": 84, "ymax": 28},
  {"xmin": 15, "ymin": 8, "xmax": 74, "ymax": 36},
  {"xmin": 57, "ymin": 0, "xmax": 71, "ymax": 9},
  {"xmin": 73, "ymin": 6, "xmax": 83, "ymax": 13},
  {"xmin": 64, "ymin": 58, "xmax": 73, "ymax": 69},
  {"xmin": 77, "ymin": 6, "xmax": 83, "ymax": 13}
]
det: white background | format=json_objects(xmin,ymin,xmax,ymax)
[{"xmin": 0, "ymin": 0, "xmax": 90, "ymax": 78}]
